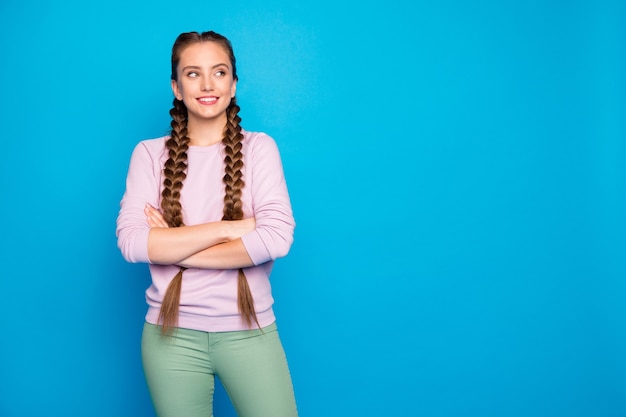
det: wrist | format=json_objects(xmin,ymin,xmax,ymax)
[{"xmin": 220, "ymin": 221, "xmax": 236, "ymax": 242}]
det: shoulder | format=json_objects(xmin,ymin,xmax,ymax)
[
  {"xmin": 134, "ymin": 136, "xmax": 168, "ymax": 153},
  {"xmin": 130, "ymin": 136, "xmax": 168, "ymax": 160},
  {"xmin": 241, "ymin": 130, "xmax": 286, "ymax": 173},
  {"xmin": 242, "ymin": 130, "xmax": 279, "ymax": 152},
  {"xmin": 242, "ymin": 129, "xmax": 273, "ymax": 143}
]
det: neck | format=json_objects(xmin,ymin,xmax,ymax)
[{"xmin": 187, "ymin": 114, "xmax": 227, "ymax": 146}]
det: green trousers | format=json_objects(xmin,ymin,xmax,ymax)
[{"xmin": 141, "ymin": 322, "xmax": 298, "ymax": 417}]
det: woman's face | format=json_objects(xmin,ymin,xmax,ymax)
[{"xmin": 171, "ymin": 41, "xmax": 237, "ymax": 125}]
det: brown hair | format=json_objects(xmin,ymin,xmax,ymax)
[{"xmin": 158, "ymin": 31, "xmax": 259, "ymax": 334}]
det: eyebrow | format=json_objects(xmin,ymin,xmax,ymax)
[{"xmin": 181, "ymin": 63, "xmax": 230, "ymax": 72}]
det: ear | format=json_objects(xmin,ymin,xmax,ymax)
[
  {"xmin": 230, "ymin": 79, "xmax": 237, "ymax": 98},
  {"xmin": 171, "ymin": 79, "xmax": 183, "ymax": 100}
]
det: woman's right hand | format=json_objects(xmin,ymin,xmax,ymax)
[{"xmin": 145, "ymin": 204, "xmax": 169, "ymax": 228}]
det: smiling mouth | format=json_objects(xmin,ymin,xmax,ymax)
[{"xmin": 198, "ymin": 97, "xmax": 218, "ymax": 104}]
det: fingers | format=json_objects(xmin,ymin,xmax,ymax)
[{"xmin": 145, "ymin": 204, "xmax": 169, "ymax": 228}]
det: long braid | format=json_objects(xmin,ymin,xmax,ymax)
[
  {"xmin": 158, "ymin": 98, "xmax": 190, "ymax": 335},
  {"xmin": 222, "ymin": 99, "xmax": 261, "ymax": 329}
]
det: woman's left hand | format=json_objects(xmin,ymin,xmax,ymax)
[{"xmin": 145, "ymin": 204, "xmax": 169, "ymax": 228}]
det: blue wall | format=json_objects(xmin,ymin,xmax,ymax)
[{"xmin": 1, "ymin": 1, "xmax": 624, "ymax": 416}]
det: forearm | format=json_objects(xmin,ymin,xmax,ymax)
[
  {"xmin": 177, "ymin": 239, "xmax": 255, "ymax": 270},
  {"xmin": 147, "ymin": 222, "xmax": 229, "ymax": 264}
]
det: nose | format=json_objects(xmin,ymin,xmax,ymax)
[{"xmin": 201, "ymin": 77, "xmax": 214, "ymax": 92}]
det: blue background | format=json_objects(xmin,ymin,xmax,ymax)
[{"xmin": 1, "ymin": 1, "xmax": 625, "ymax": 416}]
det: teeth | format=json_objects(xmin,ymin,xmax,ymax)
[{"xmin": 199, "ymin": 97, "xmax": 217, "ymax": 103}]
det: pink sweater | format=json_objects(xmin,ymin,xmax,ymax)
[{"xmin": 116, "ymin": 131, "xmax": 295, "ymax": 332}]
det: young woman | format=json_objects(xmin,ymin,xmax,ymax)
[{"xmin": 116, "ymin": 31, "xmax": 298, "ymax": 417}]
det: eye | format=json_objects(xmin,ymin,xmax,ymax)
[
  {"xmin": 215, "ymin": 70, "xmax": 226, "ymax": 77},
  {"xmin": 186, "ymin": 71, "xmax": 199, "ymax": 78}
]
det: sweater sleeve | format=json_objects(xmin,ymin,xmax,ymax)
[
  {"xmin": 241, "ymin": 133, "xmax": 296, "ymax": 266},
  {"xmin": 116, "ymin": 140, "xmax": 162, "ymax": 263}
]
